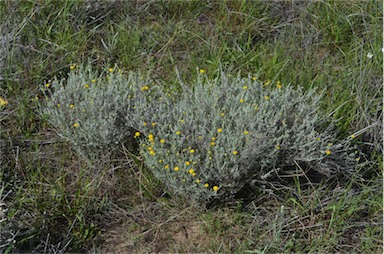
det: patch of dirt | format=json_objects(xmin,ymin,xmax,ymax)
[{"xmin": 95, "ymin": 201, "xmax": 212, "ymax": 253}]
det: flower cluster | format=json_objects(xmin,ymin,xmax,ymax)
[{"xmin": 0, "ymin": 96, "xmax": 8, "ymax": 107}]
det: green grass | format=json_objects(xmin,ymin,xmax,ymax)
[{"xmin": 0, "ymin": 0, "xmax": 382, "ymax": 252}]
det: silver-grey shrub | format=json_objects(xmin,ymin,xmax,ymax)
[
  {"xmin": 130, "ymin": 72, "xmax": 358, "ymax": 206},
  {"xmin": 39, "ymin": 64, "xmax": 152, "ymax": 161},
  {"xmin": 40, "ymin": 66, "xmax": 358, "ymax": 206}
]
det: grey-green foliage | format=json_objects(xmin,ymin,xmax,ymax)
[
  {"xmin": 130, "ymin": 72, "xmax": 358, "ymax": 205},
  {"xmin": 40, "ymin": 64, "xmax": 152, "ymax": 161},
  {"xmin": 41, "ymin": 66, "xmax": 358, "ymax": 205}
]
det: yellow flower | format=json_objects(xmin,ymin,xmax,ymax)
[
  {"xmin": 91, "ymin": 79, "xmax": 96, "ymax": 83},
  {"xmin": 69, "ymin": 104, "xmax": 75, "ymax": 109},
  {"xmin": 174, "ymin": 166, "xmax": 179, "ymax": 171},
  {"xmin": 84, "ymin": 84, "xmax": 90, "ymax": 89},
  {"xmin": 134, "ymin": 132, "xmax": 140, "ymax": 137},
  {"xmin": 243, "ymin": 85, "xmax": 248, "ymax": 90},
  {"xmin": 164, "ymin": 164, "xmax": 169, "ymax": 169},
  {"xmin": 351, "ymin": 134, "xmax": 356, "ymax": 139},
  {"xmin": 45, "ymin": 83, "xmax": 50, "ymax": 88},
  {"xmin": 57, "ymin": 104, "xmax": 61, "ymax": 107},
  {"xmin": 185, "ymin": 161, "xmax": 191, "ymax": 166},
  {"xmin": 316, "ymin": 137, "xmax": 321, "ymax": 141},
  {"xmin": 188, "ymin": 169, "xmax": 195, "ymax": 174},
  {"xmin": 252, "ymin": 76, "xmax": 257, "ymax": 81},
  {"xmin": 143, "ymin": 121, "xmax": 147, "ymax": 126},
  {"xmin": 211, "ymin": 137, "xmax": 216, "ymax": 141},
  {"xmin": 73, "ymin": 123, "xmax": 79, "ymax": 128},
  {"xmin": 179, "ymin": 119, "xmax": 185, "ymax": 123},
  {"xmin": 264, "ymin": 95, "xmax": 270, "ymax": 100},
  {"xmin": 243, "ymin": 130, "xmax": 249, "ymax": 135},
  {"xmin": 217, "ymin": 128, "xmax": 223, "ymax": 133},
  {"xmin": 190, "ymin": 149, "xmax": 195, "ymax": 154},
  {"xmin": 199, "ymin": 69, "xmax": 205, "ymax": 74},
  {"xmin": 213, "ymin": 186, "xmax": 219, "ymax": 191},
  {"xmin": 233, "ymin": 150, "xmax": 238, "ymax": 155},
  {"xmin": 210, "ymin": 142, "xmax": 215, "ymax": 146},
  {"xmin": 198, "ymin": 136, "xmax": 203, "ymax": 140},
  {"xmin": 254, "ymin": 105, "xmax": 259, "ymax": 111},
  {"xmin": 196, "ymin": 179, "xmax": 201, "ymax": 183},
  {"xmin": 0, "ymin": 97, "xmax": 8, "ymax": 106},
  {"xmin": 176, "ymin": 131, "xmax": 181, "ymax": 135},
  {"xmin": 108, "ymin": 68, "xmax": 114, "ymax": 73},
  {"xmin": 148, "ymin": 134, "xmax": 154, "ymax": 141},
  {"xmin": 264, "ymin": 80, "xmax": 271, "ymax": 86},
  {"xmin": 277, "ymin": 81, "xmax": 282, "ymax": 89},
  {"xmin": 239, "ymin": 99, "xmax": 244, "ymax": 103},
  {"xmin": 275, "ymin": 145, "xmax": 281, "ymax": 149},
  {"xmin": 160, "ymin": 139, "xmax": 165, "ymax": 143},
  {"xmin": 70, "ymin": 65, "xmax": 75, "ymax": 70},
  {"xmin": 150, "ymin": 150, "xmax": 156, "ymax": 156},
  {"xmin": 204, "ymin": 183, "xmax": 209, "ymax": 188},
  {"xmin": 325, "ymin": 150, "xmax": 331, "ymax": 155},
  {"xmin": 159, "ymin": 159, "xmax": 163, "ymax": 163},
  {"xmin": 141, "ymin": 86, "xmax": 149, "ymax": 91},
  {"xmin": 220, "ymin": 112, "xmax": 225, "ymax": 117},
  {"xmin": 152, "ymin": 122, "xmax": 157, "ymax": 127}
]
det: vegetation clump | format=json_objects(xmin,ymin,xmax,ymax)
[
  {"xmin": 40, "ymin": 64, "xmax": 152, "ymax": 161},
  {"xmin": 130, "ymin": 71, "xmax": 359, "ymax": 205},
  {"xmin": 41, "ymin": 67, "xmax": 359, "ymax": 206}
]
